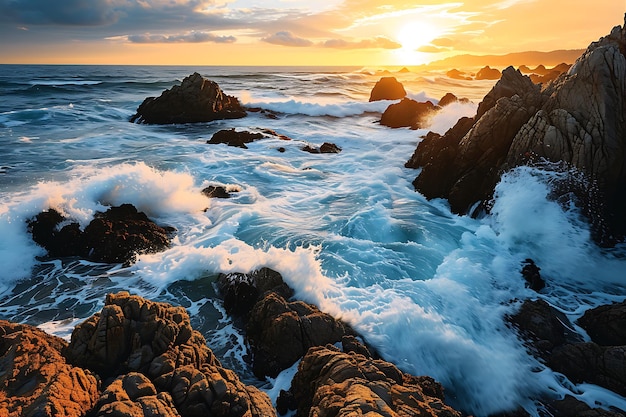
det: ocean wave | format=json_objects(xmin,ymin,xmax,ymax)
[{"xmin": 244, "ymin": 98, "xmax": 393, "ymax": 117}]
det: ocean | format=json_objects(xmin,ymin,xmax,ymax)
[{"xmin": 1, "ymin": 64, "xmax": 625, "ymax": 416}]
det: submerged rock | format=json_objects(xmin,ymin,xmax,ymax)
[
  {"xmin": 0, "ymin": 320, "xmax": 100, "ymax": 417},
  {"xmin": 406, "ymin": 16, "xmax": 626, "ymax": 244},
  {"xmin": 28, "ymin": 204, "xmax": 173, "ymax": 265},
  {"xmin": 207, "ymin": 128, "xmax": 265, "ymax": 149},
  {"xmin": 369, "ymin": 76, "xmax": 407, "ymax": 101},
  {"xmin": 130, "ymin": 72, "xmax": 246, "ymax": 124},
  {"xmin": 302, "ymin": 142, "xmax": 342, "ymax": 154}
]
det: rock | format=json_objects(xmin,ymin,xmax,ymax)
[
  {"xmin": 130, "ymin": 73, "xmax": 246, "ymax": 124},
  {"xmin": 475, "ymin": 65, "xmax": 502, "ymax": 80},
  {"xmin": 578, "ymin": 301, "xmax": 626, "ymax": 346},
  {"xmin": 207, "ymin": 128, "xmax": 265, "ymax": 149},
  {"xmin": 438, "ymin": 93, "xmax": 458, "ymax": 107},
  {"xmin": 507, "ymin": 299, "xmax": 576, "ymax": 360},
  {"xmin": 0, "ymin": 320, "xmax": 99, "ymax": 417},
  {"xmin": 201, "ymin": 185, "xmax": 237, "ymax": 199},
  {"xmin": 302, "ymin": 142, "xmax": 342, "ymax": 154},
  {"xmin": 545, "ymin": 395, "xmax": 625, "ymax": 417},
  {"xmin": 245, "ymin": 292, "xmax": 354, "ymax": 378},
  {"xmin": 65, "ymin": 291, "xmax": 276, "ymax": 417},
  {"xmin": 549, "ymin": 343, "xmax": 626, "ymax": 397},
  {"xmin": 216, "ymin": 267, "xmax": 294, "ymax": 318},
  {"xmin": 285, "ymin": 345, "xmax": 461, "ymax": 417},
  {"xmin": 94, "ymin": 372, "xmax": 181, "ymax": 417},
  {"xmin": 380, "ymin": 98, "xmax": 438, "ymax": 129},
  {"xmin": 369, "ymin": 77, "xmax": 407, "ymax": 102},
  {"xmin": 406, "ymin": 16, "xmax": 626, "ymax": 244},
  {"xmin": 28, "ymin": 204, "xmax": 173, "ymax": 265},
  {"xmin": 446, "ymin": 69, "xmax": 472, "ymax": 80},
  {"xmin": 521, "ymin": 259, "xmax": 545, "ymax": 291},
  {"xmin": 506, "ymin": 18, "xmax": 626, "ymax": 245}
]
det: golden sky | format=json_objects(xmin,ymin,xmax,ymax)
[{"xmin": 0, "ymin": 0, "xmax": 623, "ymax": 66}]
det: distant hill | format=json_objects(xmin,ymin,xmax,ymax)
[{"xmin": 425, "ymin": 49, "xmax": 585, "ymax": 70}]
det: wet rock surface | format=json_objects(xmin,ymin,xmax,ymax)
[
  {"xmin": 369, "ymin": 76, "xmax": 407, "ymax": 101},
  {"xmin": 28, "ymin": 204, "xmax": 173, "ymax": 265},
  {"xmin": 207, "ymin": 128, "xmax": 265, "ymax": 149},
  {"xmin": 130, "ymin": 72, "xmax": 246, "ymax": 124},
  {"xmin": 406, "ymin": 17, "xmax": 626, "ymax": 245}
]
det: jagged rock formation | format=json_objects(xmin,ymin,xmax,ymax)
[
  {"xmin": 283, "ymin": 343, "xmax": 461, "ymax": 417},
  {"xmin": 369, "ymin": 77, "xmax": 407, "ymax": 101},
  {"xmin": 66, "ymin": 292, "xmax": 276, "ymax": 417},
  {"xmin": 28, "ymin": 204, "xmax": 173, "ymax": 265},
  {"xmin": 406, "ymin": 16, "xmax": 626, "ymax": 245},
  {"xmin": 130, "ymin": 73, "xmax": 246, "ymax": 124},
  {"xmin": 0, "ymin": 320, "xmax": 100, "ymax": 417}
]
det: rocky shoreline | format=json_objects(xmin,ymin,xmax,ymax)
[{"xmin": 2, "ymin": 15, "xmax": 626, "ymax": 417}]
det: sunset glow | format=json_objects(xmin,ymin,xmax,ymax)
[{"xmin": 0, "ymin": 0, "xmax": 622, "ymax": 66}]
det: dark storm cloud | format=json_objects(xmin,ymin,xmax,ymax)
[{"xmin": 0, "ymin": 0, "xmax": 119, "ymax": 26}]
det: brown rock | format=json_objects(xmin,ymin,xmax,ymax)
[
  {"xmin": 95, "ymin": 373, "xmax": 181, "ymax": 417},
  {"xmin": 246, "ymin": 292, "xmax": 354, "ymax": 378},
  {"xmin": 380, "ymin": 98, "xmax": 438, "ymax": 129},
  {"xmin": 0, "ymin": 320, "xmax": 99, "ymax": 417},
  {"xmin": 66, "ymin": 292, "xmax": 276, "ymax": 417},
  {"xmin": 446, "ymin": 69, "xmax": 472, "ymax": 80},
  {"xmin": 130, "ymin": 73, "xmax": 246, "ymax": 124},
  {"xmin": 546, "ymin": 395, "xmax": 625, "ymax": 417},
  {"xmin": 302, "ymin": 142, "xmax": 342, "ymax": 154},
  {"xmin": 287, "ymin": 345, "xmax": 461, "ymax": 417},
  {"xmin": 475, "ymin": 66, "xmax": 502, "ymax": 80},
  {"xmin": 369, "ymin": 77, "xmax": 406, "ymax": 102}
]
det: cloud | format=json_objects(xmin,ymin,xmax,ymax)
[
  {"xmin": 262, "ymin": 31, "xmax": 313, "ymax": 47},
  {"xmin": 417, "ymin": 44, "xmax": 449, "ymax": 53},
  {"xmin": 323, "ymin": 36, "xmax": 401, "ymax": 49},
  {"xmin": 431, "ymin": 37, "xmax": 457, "ymax": 47},
  {"xmin": 0, "ymin": 0, "xmax": 120, "ymax": 26},
  {"xmin": 127, "ymin": 31, "xmax": 236, "ymax": 43}
]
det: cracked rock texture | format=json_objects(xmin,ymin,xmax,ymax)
[{"xmin": 407, "ymin": 16, "xmax": 626, "ymax": 245}]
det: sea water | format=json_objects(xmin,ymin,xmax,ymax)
[{"xmin": 1, "ymin": 64, "xmax": 625, "ymax": 416}]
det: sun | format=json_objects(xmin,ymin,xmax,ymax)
[{"xmin": 394, "ymin": 21, "xmax": 440, "ymax": 64}]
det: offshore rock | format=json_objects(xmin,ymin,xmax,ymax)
[
  {"xmin": 369, "ymin": 76, "xmax": 407, "ymax": 101},
  {"xmin": 130, "ymin": 72, "xmax": 246, "ymax": 124},
  {"xmin": 66, "ymin": 291, "xmax": 276, "ymax": 417},
  {"xmin": 286, "ymin": 345, "xmax": 461, "ymax": 417},
  {"xmin": 475, "ymin": 65, "xmax": 502, "ymax": 80},
  {"xmin": 407, "ymin": 16, "xmax": 626, "ymax": 243},
  {"xmin": 0, "ymin": 320, "xmax": 100, "ymax": 417},
  {"xmin": 302, "ymin": 142, "xmax": 342, "ymax": 154},
  {"xmin": 28, "ymin": 204, "xmax": 173, "ymax": 265},
  {"xmin": 246, "ymin": 292, "xmax": 354, "ymax": 378},
  {"xmin": 381, "ymin": 98, "xmax": 438, "ymax": 129},
  {"xmin": 207, "ymin": 128, "xmax": 264, "ymax": 149}
]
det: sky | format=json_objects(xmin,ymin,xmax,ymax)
[{"xmin": 0, "ymin": 0, "xmax": 623, "ymax": 66}]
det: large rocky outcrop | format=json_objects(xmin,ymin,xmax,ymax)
[
  {"xmin": 406, "ymin": 16, "xmax": 626, "ymax": 244},
  {"xmin": 381, "ymin": 98, "xmax": 438, "ymax": 129},
  {"xmin": 130, "ymin": 73, "xmax": 246, "ymax": 124},
  {"xmin": 66, "ymin": 291, "xmax": 275, "ymax": 417},
  {"xmin": 284, "ymin": 344, "xmax": 461, "ymax": 417},
  {"xmin": 28, "ymin": 204, "xmax": 173, "ymax": 265},
  {"xmin": 0, "ymin": 320, "xmax": 100, "ymax": 417}
]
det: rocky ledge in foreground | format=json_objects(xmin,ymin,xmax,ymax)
[
  {"xmin": 130, "ymin": 72, "xmax": 246, "ymax": 124},
  {"xmin": 1, "ymin": 285, "xmax": 463, "ymax": 417},
  {"xmin": 27, "ymin": 204, "xmax": 174, "ymax": 265},
  {"xmin": 406, "ymin": 16, "xmax": 626, "ymax": 245}
]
